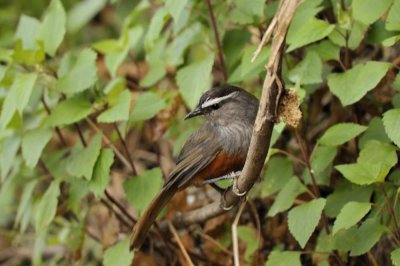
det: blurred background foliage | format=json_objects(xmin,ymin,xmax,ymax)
[{"xmin": 1, "ymin": 0, "xmax": 400, "ymax": 265}]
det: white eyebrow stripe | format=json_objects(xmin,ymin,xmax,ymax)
[{"xmin": 201, "ymin": 92, "xmax": 238, "ymax": 108}]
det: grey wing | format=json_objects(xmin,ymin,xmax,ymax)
[{"xmin": 164, "ymin": 124, "xmax": 221, "ymax": 189}]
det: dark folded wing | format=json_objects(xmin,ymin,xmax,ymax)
[{"xmin": 164, "ymin": 124, "xmax": 221, "ymax": 189}]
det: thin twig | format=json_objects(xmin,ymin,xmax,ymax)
[
  {"xmin": 41, "ymin": 95, "xmax": 67, "ymax": 146},
  {"xmin": 85, "ymin": 118, "xmax": 132, "ymax": 171},
  {"xmin": 112, "ymin": 123, "xmax": 137, "ymax": 174},
  {"xmin": 100, "ymin": 198, "xmax": 133, "ymax": 229},
  {"xmin": 73, "ymin": 123, "xmax": 87, "ymax": 147},
  {"xmin": 275, "ymin": 149, "xmax": 307, "ymax": 166},
  {"xmin": 168, "ymin": 222, "xmax": 194, "ymax": 266},
  {"xmin": 232, "ymin": 200, "xmax": 246, "ymax": 266},
  {"xmin": 380, "ymin": 183, "xmax": 400, "ymax": 242},
  {"xmin": 367, "ymin": 251, "xmax": 379, "ymax": 266},
  {"xmin": 205, "ymin": 0, "xmax": 227, "ymax": 81},
  {"xmin": 247, "ymin": 200, "xmax": 262, "ymax": 253},
  {"xmin": 339, "ymin": 0, "xmax": 346, "ymax": 10},
  {"xmin": 251, "ymin": 16, "xmax": 278, "ymax": 63},
  {"xmin": 295, "ymin": 131, "xmax": 344, "ymax": 266},
  {"xmin": 104, "ymin": 189, "xmax": 136, "ymax": 223},
  {"xmin": 197, "ymin": 231, "xmax": 234, "ymax": 256}
]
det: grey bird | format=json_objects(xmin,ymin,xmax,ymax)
[{"xmin": 130, "ymin": 84, "xmax": 259, "ymax": 250}]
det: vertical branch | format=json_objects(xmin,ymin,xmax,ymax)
[
  {"xmin": 112, "ymin": 123, "xmax": 137, "ymax": 175},
  {"xmin": 73, "ymin": 123, "xmax": 87, "ymax": 147},
  {"xmin": 295, "ymin": 131, "xmax": 344, "ymax": 265},
  {"xmin": 168, "ymin": 222, "xmax": 194, "ymax": 266},
  {"xmin": 232, "ymin": 201, "xmax": 246, "ymax": 266},
  {"xmin": 41, "ymin": 95, "xmax": 67, "ymax": 146},
  {"xmin": 295, "ymin": 131, "xmax": 331, "ymax": 234},
  {"xmin": 380, "ymin": 183, "xmax": 400, "ymax": 242},
  {"xmin": 205, "ymin": 0, "xmax": 228, "ymax": 81}
]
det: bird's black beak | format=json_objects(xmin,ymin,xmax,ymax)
[{"xmin": 184, "ymin": 106, "xmax": 203, "ymax": 120}]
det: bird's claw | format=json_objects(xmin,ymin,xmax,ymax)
[
  {"xmin": 232, "ymin": 176, "xmax": 246, "ymax": 197},
  {"xmin": 220, "ymin": 190, "xmax": 234, "ymax": 210}
]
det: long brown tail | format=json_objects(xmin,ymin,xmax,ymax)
[{"xmin": 130, "ymin": 183, "xmax": 177, "ymax": 250}]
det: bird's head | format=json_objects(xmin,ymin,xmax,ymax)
[{"xmin": 185, "ymin": 84, "xmax": 259, "ymax": 125}]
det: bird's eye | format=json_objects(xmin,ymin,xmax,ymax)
[{"xmin": 211, "ymin": 103, "xmax": 220, "ymax": 110}]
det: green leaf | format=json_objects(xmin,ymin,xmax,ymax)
[
  {"xmin": 0, "ymin": 72, "xmax": 38, "ymax": 128},
  {"xmin": 289, "ymin": 52, "xmax": 322, "ymax": 85},
  {"xmin": 130, "ymin": 92, "xmax": 167, "ymax": 122},
  {"xmin": 237, "ymin": 226, "xmax": 259, "ymax": 262},
  {"xmin": 393, "ymin": 73, "xmax": 400, "ymax": 92},
  {"xmin": 387, "ymin": 0, "xmax": 400, "ymax": 31},
  {"xmin": 325, "ymin": 183, "xmax": 373, "ymax": 218},
  {"xmin": 67, "ymin": 134, "xmax": 102, "ymax": 180},
  {"xmin": 230, "ymin": 0, "xmax": 265, "ymax": 25},
  {"xmin": 48, "ymin": 97, "xmax": 93, "ymax": 126},
  {"xmin": 327, "ymin": 61, "xmax": 391, "ymax": 106},
  {"xmin": 223, "ymin": 29, "xmax": 251, "ymax": 72},
  {"xmin": 287, "ymin": 0, "xmax": 324, "ymax": 44},
  {"xmin": 15, "ymin": 179, "xmax": 38, "ymax": 232},
  {"xmin": 22, "ymin": 128, "xmax": 53, "ymax": 168},
  {"xmin": 267, "ymin": 177, "xmax": 306, "ymax": 217},
  {"xmin": 166, "ymin": 23, "xmax": 202, "ymax": 66},
  {"xmin": 287, "ymin": 18, "xmax": 334, "ymax": 52},
  {"xmin": 139, "ymin": 58, "xmax": 166, "ymax": 87},
  {"xmin": 352, "ymin": 0, "xmax": 393, "ymax": 25},
  {"xmin": 392, "ymin": 248, "xmax": 400, "ymax": 266},
  {"xmin": 265, "ymin": 251, "xmax": 301, "ymax": 266},
  {"xmin": 336, "ymin": 162, "xmax": 382, "ymax": 185},
  {"xmin": 38, "ymin": 0, "xmax": 66, "ymax": 56},
  {"xmin": 124, "ymin": 168, "xmax": 163, "ymax": 216},
  {"xmin": 333, "ymin": 226, "xmax": 359, "ymax": 252},
  {"xmin": 288, "ymin": 198, "xmax": 326, "ymax": 248},
  {"xmin": 337, "ymin": 140, "xmax": 397, "ymax": 185},
  {"xmin": 332, "ymin": 201, "xmax": 371, "ymax": 235},
  {"xmin": 348, "ymin": 22, "xmax": 369, "ymax": 50},
  {"xmin": 35, "ymin": 180, "xmax": 60, "ymax": 232},
  {"xmin": 310, "ymin": 145, "xmax": 337, "ymax": 176},
  {"xmin": 103, "ymin": 239, "xmax": 134, "ymax": 266},
  {"xmin": 319, "ymin": 123, "xmax": 367, "ymax": 146},
  {"xmin": 15, "ymin": 15, "xmax": 41, "ymax": 50},
  {"xmin": 177, "ymin": 54, "xmax": 214, "ymax": 109},
  {"xmin": 358, "ymin": 140, "xmax": 397, "ymax": 166},
  {"xmin": 165, "ymin": 0, "xmax": 189, "ymax": 22},
  {"xmin": 12, "ymin": 42, "xmax": 45, "ymax": 66},
  {"xmin": 98, "ymin": 90, "xmax": 131, "ymax": 123},
  {"xmin": 383, "ymin": 109, "xmax": 400, "ymax": 148},
  {"xmin": 67, "ymin": 0, "xmax": 107, "ymax": 33},
  {"xmin": 144, "ymin": 8, "xmax": 168, "ymax": 50},
  {"xmin": 307, "ymin": 40, "xmax": 340, "ymax": 61},
  {"xmin": 0, "ymin": 136, "xmax": 20, "ymax": 181},
  {"xmin": 89, "ymin": 148, "xmax": 114, "ymax": 199},
  {"xmin": 262, "ymin": 156, "xmax": 294, "ymax": 197},
  {"xmin": 349, "ymin": 218, "xmax": 385, "ymax": 256},
  {"xmin": 359, "ymin": 117, "xmax": 391, "ymax": 149},
  {"xmin": 55, "ymin": 49, "xmax": 97, "ymax": 94},
  {"xmin": 67, "ymin": 179, "xmax": 89, "ymax": 214},
  {"xmin": 241, "ymin": 45, "xmax": 269, "ymax": 80},
  {"xmin": 329, "ymin": 22, "xmax": 368, "ymax": 50}
]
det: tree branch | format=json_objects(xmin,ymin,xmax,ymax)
[
  {"xmin": 205, "ymin": 0, "xmax": 228, "ymax": 81},
  {"xmin": 167, "ymin": 0, "xmax": 298, "ymax": 229}
]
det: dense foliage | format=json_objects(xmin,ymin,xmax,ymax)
[{"xmin": 1, "ymin": 0, "xmax": 400, "ymax": 265}]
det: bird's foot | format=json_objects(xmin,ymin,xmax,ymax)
[
  {"xmin": 232, "ymin": 176, "xmax": 246, "ymax": 197},
  {"xmin": 220, "ymin": 189, "xmax": 234, "ymax": 210}
]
